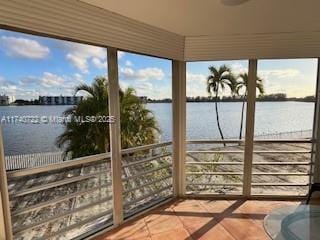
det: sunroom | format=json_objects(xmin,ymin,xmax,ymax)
[{"xmin": 1, "ymin": 0, "xmax": 320, "ymax": 239}]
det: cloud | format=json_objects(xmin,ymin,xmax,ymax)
[
  {"xmin": 185, "ymin": 66, "xmax": 303, "ymax": 97},
  {"xmin": 118, "ymin": 51, "xmax": 125, "ymax": 59},
  {"xmin": 20, "ymin": 72, "xmax": 65, "ymax": 88},
  {"xmin": 91, "ymin": 57, "xmax": 107, "ymax": 69},
  {"xmin": 120, "ymin": 67, "xmax": 135, "ymax": 77},
  {"xmin": 231, "ymin": 63, "xmax": 248, "ymax": 75},
  {"xmin": 125, "ymin": 60, "xmax": 133, "ymax": 67},
  {"xmin": 126, "ymin": 81, "xmax": 171, "ymax": 99},
  {"xmin": 119, "ymin": 65, "xmax": 171, "ymax": 99},
  {"xmin": 60, "ymin": 42, "xmax": 107, "ymax": 73},
  {"xmin": 66, "ymin": 53, "xmax": 89, "ymax": 73},
  {"xmin": 120, "ymin": 67, "xmax": 165, "ymax": 81},
  {"xmin": 148, "ymin": 86, "xmax": 172, "ymax": 99},
  {"xmin": 0, "ymin": 76, "xmax": 37, "ymax": 100},
  {"xmin": 0, "ymin": 36, "xmax": 50, "ymax": 59},
  {"xmin": 38, "ymin": 72, "xmax": 85, "ymax": 90},
  {"xmin": 73, "ymin": 73, "xmax": 84, "ymax": 82},
  {"xmin": 138, "ymin": 68, "xmax": 165, "ymax": 81},
  {"xmin": 259, "ymin": 69, "xmax": 300, "ymax": 79},
  {"xmin": 136, "ymin": 82, "xmax": 153, "ymax": 91},
  {"xmin": 20, "ymin": 76, "xmax": 39, "ymax": 85},
  {"xmin": 119, "ymin": 81, "xmax": 129, "ymax": 90},
  {"xmin": 8, "ymin": 72, "xmax": 88, "ymax": 100},
  {"xmin": 0, "ymin": 76, "xmax": 16, "ymax": 88},
  {"xmin": 186, "ymin": 72, "xmax": 208, "ymax": 97},
  {"xmin": 186, "ymin": 71, "xmax": 236, "ymax": 97},
  {"xmin": 258, "ymin": 68, "xmax": 304, "ymax": 96},
  {"xmin": 187, "ymin": 72, "xmax": 206, "ymax": 83},
  {"xmin": 40, "ymin": 72, "xmax": 65, "ymax": 88}
]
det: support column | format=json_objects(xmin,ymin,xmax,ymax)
[
  {"xmin": 172, "ymin": 60, "xmax": 186, "ymax": 197},
  {"xmin": 312, "ymin": 58, "xmax": 320, "ymax": 183},
  {"xmin": 0, "ymin": 127, "xmax": 13, "ymax": 240},
  {"xmin": 107, "ymin": 47, "xmax": 123, "ymax": 225},
  {"xmin": 243, "ymin": 59, "xmax": 257, "ymax": 197}
]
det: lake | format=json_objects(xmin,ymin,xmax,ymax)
[{"xmin": 0, "ymin": 102, "xmax": 315, "ymax": 155}]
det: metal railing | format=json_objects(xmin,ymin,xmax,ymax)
[
  {"xmin": 7, "ymin": 152, "xmax": 112, "ymax": 240},
  {"xmin": 186, "ymin": 139, "xmax": 244, "ymax": 195},
  {"xmin": 251, "ymin": 139, "xmax": 312, "ymax": 196},
  {"xmin": 2, "ymin": 138, "xmax": 312, "ymax": 239},
  {"xmin": 121, "ymin": 141, "xmax": 173, "ymax": 218},
  {"xmin": 4, "ymin": 141, "xmax": 173, "ymax": 239},
  {"xmin": 5, "ymin": 151, "xmax": 71, "ymax": 170},
  {"xmin": 185, "ymin": 139, "xmax": 312, "ymax": 196}
]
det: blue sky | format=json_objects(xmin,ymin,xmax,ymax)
[{"xmin": 0, "ymin": 29, "xmax": 317, "ymax": 100}]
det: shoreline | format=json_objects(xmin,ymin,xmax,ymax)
[{"xmin": 0, "ymin": 100, "xmax": 316, "ymax": 106}]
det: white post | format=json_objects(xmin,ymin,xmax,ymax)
[
  {"xmin": 0, "ymin": 127, "xmax": 13, "ymax": 240},
  {"xmin": 243, "ymin": 59, "xmax": 257, "ymax": 197},
  {"xmin": 312, "ymin": 58, "xmax": 320, "ymax": 183},
  {"xmin": 172, "ymin": 60, "xmax": 187, "ymax": 197},
  {"xmin": 107, "ymin": 47, "xmax": 123, "ymax": 225}
]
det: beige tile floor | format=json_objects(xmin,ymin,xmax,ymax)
[{"xmin": 95, "ymin": 199, "xmax": 306, "ymax": 240}]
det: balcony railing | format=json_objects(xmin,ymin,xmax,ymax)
[
  {"xmin": 5, "ymin": 141, "xmax": 173, "ymax": 240},
  {"xmin": 7, "ymin": 153, "xmax": 113, "ymax": 240},
  {"xmin": 252, "ymin": 139, "xmax": 312, "ymax": 196},
  {"xmin": 5, "ymin": 151, "xmax": 71, "ymax": 170},
  {"xmin": 186, "ymin": 139, "xmax": 312, "ymax": 196},
  {"xmin": 121, "ymin": 142, "xmax": 173, "ymax": 218},
  {"xmin": 186, "ymin": 139, "xmax": 244, "ymax": 195},
  {"xmin": 1, "ymin": 138, "xmax": 313, "ymax": 239}
]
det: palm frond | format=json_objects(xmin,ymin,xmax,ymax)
[{"xmin": 56, "ymin": 76, "xmax": 160, "ymax": 157}]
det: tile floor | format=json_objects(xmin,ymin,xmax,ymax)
[{"xmin": 95, "ymin": 199, "xmax": 303, "ymax": 240}]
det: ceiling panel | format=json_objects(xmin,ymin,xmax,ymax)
[{"xmin": 80, "ymin": 0, "xmax": 320, "ymax": 36}]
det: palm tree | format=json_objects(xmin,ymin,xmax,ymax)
[
  {"xmin": 56, "ymin": 76, "xmax": 160, "ymax": 158},
  {"xmin": 236, "ymin": 73, "xmax": 264, "ymax": 140},
  {"xmin": 207, "ymin": 65, "xmax": 236, "ymax": 145},
  {"xmin": 119, "ymin": 87, "xmax": 160, "ymax": 149}
]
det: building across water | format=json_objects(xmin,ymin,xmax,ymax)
[
  {"xmin": 39, "ymin": 96, "xmax": 83, "ymax": 105},
  {"xmin": 0, "ymin": 95, "xmax": 9, "ymax": 105}
]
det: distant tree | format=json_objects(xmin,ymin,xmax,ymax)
[
  {"xmin": 258, "ymin": 93, "xmax": 286, "ymax": 101},
  {"xmin": 207, "ymin": 65, "xmax": 236, "ymax": 145},
  {"xmin": 303, "ymin": 95, "xmax": 315, "ymax": 101},
  {"xmin": 56, "ymin": 76, "xmax": 160, "ymax": 158},
  {"xmin": 235, "ymin": 73, "xmax": 264, "ymax": 140},
  {"xmin": 14, "ymin": 99, "xmax": 32, "ymax": 105}
]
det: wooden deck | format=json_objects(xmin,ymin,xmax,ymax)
[{"xmin": 95, "ymin": 199, "xmax": 308, "ymax": 240}]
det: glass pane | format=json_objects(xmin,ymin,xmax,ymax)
[
  {"xmin": 186, "ymin": 60, "xmax": 249, "ymax": 195},
  {"xmin": 252, "ymin": 59, "xmax": 317, "ymax": 196},
  {"xmin": 118, "ymin": 51, "xmax": 173, "ymax": 218},
  {"xmin": 0, "ymin": 29, "xmax": 112, "ymax": 239}
]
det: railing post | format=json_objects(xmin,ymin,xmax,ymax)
[
  {"xmin": 243, "ymin": 59, "xmax": 257, "ymax": 197},
  {"xmin": 312, "ymin": 58, "xmax": 320, "ymax": 183},
  {"xmin": 0, "ymin": 127, "xmax": 13, "ymax": 240},
  {"xmin": 107, "ymin": 47, "xmax": 123, "ymax": 226},
  {"xmin": 172, "ymin": 60, "xmax": 186, "ymax": 197}
]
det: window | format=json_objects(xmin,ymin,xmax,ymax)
[
  {"xmin": 186, "ymin": 60, "xmax": 249, "ymax": 195},
  {"xmin": 252, "ymin": 59, "xmax": 317, "ymax": 196},
  {"xmin": 117, "ymin": 51, "xmax": 173, "ymax": 217},
  {"xmin": 0, "ymin": 29, "xmax": 112, "ymax": 239}
]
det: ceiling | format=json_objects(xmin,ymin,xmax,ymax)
[
  {"xmin": 80, "ymin": 0, "xmax": 320, "ymax": 37},
  {"xmin": 2, "ymin": 0, "xmax": 320, "ymax": 61}
]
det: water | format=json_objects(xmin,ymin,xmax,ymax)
[
  {"xmin": 0, "ymin": 102, "xmax": 315, "ymax": 155},
  {"xmin": 1, "ymin": 106, "xmax": 67, "ymax": 155},
  {"xmin": 186, "ymin": 101, "xmax": 315, "ymax": 139}
]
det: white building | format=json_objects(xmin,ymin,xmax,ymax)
[{"xmin": 39, "ymin": 96, "xmax": 83, "ymax": 105}]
